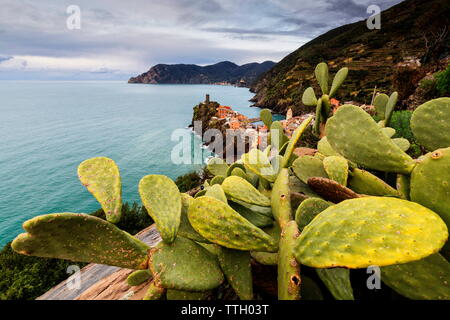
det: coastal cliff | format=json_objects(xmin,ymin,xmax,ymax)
[{"xmin": 129, "ymin": 61, "xmax": 276, "ymax": 87}]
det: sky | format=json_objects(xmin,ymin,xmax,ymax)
[{"xmin": 0, "ymin": 0, "xmax": 403, "ymax": 80}]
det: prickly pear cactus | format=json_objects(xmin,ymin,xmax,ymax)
[
  {"xmin": 323, "ymin": 156, "xmax": 349, "ymax": 186},
  {"xmin": 78, "ymin": 157, "xmax": 122, "ymax": 223},
  {"xmin": 278, "ymin": 221, "xmax": 301, "ymax": 300},
  {"xmin": 295, "ymin": 198, "xmax": 332, "ymax": 232},
  {"xmin": 294, "ymin": 197, "xmax": 448, "ymax": 268},
  {"xmin": 222, "ymin": 176, "xmax": 270, "ymax": 207}
]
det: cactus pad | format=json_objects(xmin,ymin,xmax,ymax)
[
  {"xmin": 11, "ymin": 213, "xmax": 149, "ymax": 269},
  {"xmin": 329, "ymin": 67, "xmax": 348, "ymax": 97},
  {"xmin": 302, "ymin": 87, "xmax": 318, "ymax": 106},
  {"xmin": 188, "ymin": 197, "xmax": 278, "ymax": 252},
  {"xmin": 166, "ymin": 290, "xmax": 209, "ymax": 300},
  {"xmin": 150, "ymin": 237, "xmax": 224, "ymax": 291},
  {"xmin": 222, "ymin": 176, "xmax": 270, "ymax": 207},
  {"xmin": 217, "ymin": 247, "xmax": 253, "ymax": 300},
  {"xmin": 307, "ymin": 177, "xmax": 361, "ymax": 203},
  {"xmin": 207, "ymin": 158, "xmax": 229, "ymax": 176},
  {"xmin": 260, "ymin": 108, "xmax": 273, "ymax": 129},
  {"xmin": 381, "ymin": 253, "xmax": 450, "ymax": 300},
  {"xmin": 292, "ymin": 156, "xmax": 328, "ymax": 184},
  {"xmin": 178, "ymin": 194, "xmax": 210, "ymax": 243},
  {"xmin": 143, "ymin": 282, "xmax": 165, "ymax": 300},
  {"xmin": 278, "ymin": 221, "xmax": 301, "ymax": 300},
  {"xmin": 229, "ymin": 202, "xmax": 273, "ymax": 228},
  {"xmin": 327, "ymin": 105, "xmax": 415, "ymax": 174},
  {"xmin": 316, "ymin": 268, "xmax": 354, "ymax": 300},
  {"xmin": 411, "ymin": 97, "xmax": 450, "ymax": 151},
  {"xmin": 271, "ymin": 169, "xmax": 293, "ymax": 229},
  {"xmin": 349, "ymin": 168, "xmax": 399, "ymax": 197},
  {"xmin": 318, "ymin": 137, "xmax": 340, "ymax": 157},
  {"xmin": 381, "ymin": 127, "xmax": 396, "ymax": 138},
  {"xmin": 294, "ymin": 197, "xmax": 448, "ymax": 268},
  {"xmin": 205, "ymin": 184, "xmax": 228, "ymax": 204},
  {"xmin": 210, "ymin": 175, "xmax": 226, "ymax": 185},
  {"xmin": 78, "ymin": 157, "xmax": 122, "ymax": 224},
  {"xmin": 384, "ymin": 92, "xmax": 398, "ymax": 127},
  {"xmin": 242, "ymin": 149, "xmax": 277, "ymax": 182},
  {"xmin": 392, "ymin": 138, "xmax": 410, "ymax": 152},
  {"xmin": 374, "ymin": 93, "xmax": 389, "ymax": 120},
  {"xmin": 315, "ymin": 62, "xmax": 329, "ymax": 95},
  {"xmin": 410, "ymin": 148, "xmax": 450, "ymax": 228},
  {"xmin": 139, "ymin": 175, "xmax": 181, "ymax": 244},
  {"xmin": 281, "ymin": 116, "xmax": 313, "ymax": 168},
  {"xmin": 295, "ymin": 198, "xmax": 332, "ymax": 232},
  {"xmin": 127, "ymin": 270, "xmax": 152, "ymax": 287},
  {"xmin": 323, "ymin": 156, "xmax": 349, "ymax": 186}
]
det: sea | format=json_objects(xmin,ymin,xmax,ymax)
[{"xmin": 0, "ymin": 81, "xmax": 280, "ymax": 246}]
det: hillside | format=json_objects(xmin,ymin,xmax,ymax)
[
  {"xmin": 251, "ymin": 0, "xmax": 450, "ymax": 114},
  {"xmin": 129, "ymin": 61, "xmax": 276, "ymax": 87}
]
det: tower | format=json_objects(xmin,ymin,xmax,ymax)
[{"xmin": 205, "ymin": 94, "xmax": 210, "ymax": 103}]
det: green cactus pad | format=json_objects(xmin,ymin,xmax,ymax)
[
  {"xmin": 349, "ymin": 168, "xmax": 399, "ymax": 197},
  {"xmin": 392, "ymin": 138, "xmax": 410, "ymax": 152},
  {"xmin": 410, "ymin": 148, "xmax": 450, "ymax": 228},
  {"xmin": 381, "ymin": 127, "xmax": 396, "ymax": 138},
  {"xmin": 127, "ymin": 270, "xmax": 152, "ymax": 287},
  {"xmin": 281, "ymin": 116, "xmax": 314, "ymax": 168},
  {"xmin": 260, "ymin": 108, "xmax": 273, "ymax": 128},
  {"xmin": 294, "ymin": 197, "xmax": 448, "ymax": 269},
  {"xmin": 295, "ymin": 198, "xmax": 332, "ymax": 232},
  {"xmin": 270, "ymin": 121, "xmax": 289, "ymax": 150},
  {"xmin": 150, "ymin": 237, "xmax": 224, "ymax": 292},
  {"xmin": 329, "ymin": 67, "xmax": 348, "ymax": 97},
  {"xmin": 228, "ymin": 198, "xmax": 273, "ymax": 217},
  {"xmin": 314, "ymin": 98, "xmax": 323, "ymax": 136},
  {"xmin": 205, "ymin": 184, "xmax": 228, "ymax": 204},
  {"xmin": 318, "ymin": 137, "xmax": 340, "ymax": 157},
  {"xmin": 229, "ymin": 202, "xmax": 273, "ymax": 228},
  {"xmin": 384, "ymin": 92, "xmax": 398, "ymax": 127},
  {"xmin": 139, "ymin": 175, "xmax": 181, "ymax": 244},
  {"xmin": 143, "ymin": 282, "xmax": 165, "ymax": 300},
  {"xmin": 292, "ymin": 156, "xmax": 328, "ymax": 184},
  {"xmin": 226, "ymin": 162, "xmax": 246, "ymax": 177},
  {"xmin": 178, "ymin": 194, "xmax": 209, "ymax": 243},
  {"xmin": 381, "ymin": 253, "xmax": 450, "ymax": 300},
  {"xmin": 278, "ymin": 221, "xmax": 301, "ymax": 300},
  {"xmin": 308, "ymin": 177, "xmax": 361, "ymax": 203},
  {"xmin": 396, "ymin": 174, "xmax": 411, "ymax": 200},
  {"xmin": 207, "ymin": 157, "xmax": 229, "ymax": 176},
  {"xmin": 271, "ymin": 169, "xmax": 293, "ymax": 229},
  {"xmin": 374, "ymin": 93, "xmax": 389, "ymax": 120},
  {"xmin": 11, "ymin": 213, "xmax": 149, "ymax": 269},
  {"xmin": 316, "ymin": 268, "xmax": 354, "ymax": 300},
  {"xmin": 302, "ymin": 87, "xmax": 318, "ymax": 106},
  {"xmin": 217, "ymin": 247, "xmax": 253, "ymax": 300},
  {"xmin": 250, "ymin": 251, "xmax": 278, "ymax": 265},
  {"xmin": 411, "ymin": 98, "xmax": 450, "ymax": 151},
  {"xmin": 315, "ymin": 62, "xmax": 329, "ymax": 95},
  {"xmin": 166, "ymin": 290, "xmax": 209, "ymax": 300},
  {"xmin": 222, "ymin": 176, "xmax": 270, "ymax": 207},
  {"xmin": 231, "ymin": 167, "xmax": 250, "ymax": 182},
  {"xmin": 242, "ymin": 149, "xmax": 277, "ymax": 182},
  {"xmin": 78, "ymin": 157, "xmax": 122, "ymax": 224},
  {"xmin": 188, "ymin": 197, "xmax": 278, "ymax": 252},
  {"xmin": 211, "ymin": 175, "xmax": 226, "ymax": 185},
  {"xmin": 289, "ymin": 176, "xmax": 320, "ymax": 198},
  {"xmin": 301, "ymin": 276, "xmax": 324, "ymax": 300},
  {"xmin": 323, "ymin": 156, "xmax": 349, "ymax": 186},
  {"xmin": 326, "ymin": 105, "xmax": 416, "ymax": 174}
]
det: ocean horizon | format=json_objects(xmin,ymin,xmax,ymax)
[{"xmin": 0, "ymin": 81, "xmax": 267, "ymax": 246}]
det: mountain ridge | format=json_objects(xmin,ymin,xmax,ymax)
[{"xmin": 129, "ymin": 61, "xmax": 276, "ymax": 87}]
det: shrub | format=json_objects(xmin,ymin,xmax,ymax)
[
  {"xmin": 174, "ymin": 169, "xmax": 208, "ymax": 193},
  {"xmin": 435, "ymin": 64, "xmax": 450, "ymax": 96},
  {"xmin": 389, "ymin": 111, "xmax": 424, "ymax": 158}
]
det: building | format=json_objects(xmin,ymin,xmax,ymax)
[
  {"xmin": 217, "ymin": 105, "xmax": 233, "ymax": 119},
  {"xmin": 228, "ymin": 118, "xmax": 241, "ymax": 130}
]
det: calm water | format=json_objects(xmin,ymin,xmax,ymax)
[{"xmin": 0, "ymin": 81, "xmax": 263, "ymax": 246}]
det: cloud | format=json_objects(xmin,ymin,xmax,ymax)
[{"xmin": 0, "ymin": 0, "xmax": 404, "ymax": 80}]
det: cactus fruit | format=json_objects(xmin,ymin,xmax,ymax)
[
  {"xmin": 410, "ymin": 148, "xmax": 450, "ymax": 228},
  {"xmin": 295, "ymin": 198, "xmax": 332, "ymax": 232},
  {"xmin": 307, "ymin": 177, "xmax": 361, "ymax": 203},
  {"xmin": 207, "ymin": 157, "xmax": 229, "ymax": 176},
  {"xmin": 260, "ymin": 108, "xmax": 273, "ymax": 129},
  {"xmin": 127, "ymin": 270, "xmax": 152, "ymax": 287},
  {"xmin": 316, "ymin": 268, "xmax": 354, "ymax": 300},
  {"xmin": 78, "ymin": 157, "xmax": 122, "ymax": 224},
  {"xmin": 374, "ymin": 93, "xmax": 389, "ymax": 120},
  {"xmin": 242, "ymin": 148, "xmax": 278, "ymax": 182},
  {"xmin": 229, "ymin": 202, "xmax": 273, "ymax": 228},
  {"xmin": 222, "ymin": 176, "xmax": 270, "ymax": 207},
  {"xmin": 271, "ymin": 169, "xmax": 293, "ymax": 229},
  {"xmin": 188, "ymin": 196, "xmax": 278, "ymax": 252},
  {"xmin": 281, "ymin": 116, "xmax": 314, "ymax": 168},
  {"xmin": 278, "ymin": 221, "xmax": 301, "ymax": 300},
  {"xmin": 149, "ymin": 237, "xmax": 224, "ymax": 292},
  {"xmin": 411, "ymin": 97, "xmax": 450, "ymax": 151},
  {"xmin": 11, "ymin": 213, "xmax": 149, "ymax": 269},
  {"xmin": 292, "ymin": 156, "xmax": 328, "ymax": 184},
  {"xmin": 205, "ymin": 184, "xmax": 228, "ymax": 204},
  {"xmin": 302, "ymin": 87, "xmax": 318, "ymax": 106},
  {"xmin": 139, "ymin": 175, "xmax": 182, "ymax": 244},
  {"xmin": 384, "ymin": 92, "xmax": 398, "ymax": 127},
  {"xmin": 294, "ymin": 197, "xmax": 448, "ymax": 269},
  {"xmin": 381, "ymin": 254, "xmax": 450, "ymax": 300},
  {"xmin": 217, "ymin": 247, "xmax": 253, "ymax": 300},
  {"xmin": 349, "ymin": 168, "xmax": 399, "ymax": 197},
  {"xmin": 326, "ymin": 105, "xmax": 416, "ymax": 174},
  {"xmin": 323, "ymin": 156, "xmax": 349, "ymax": 186}
]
